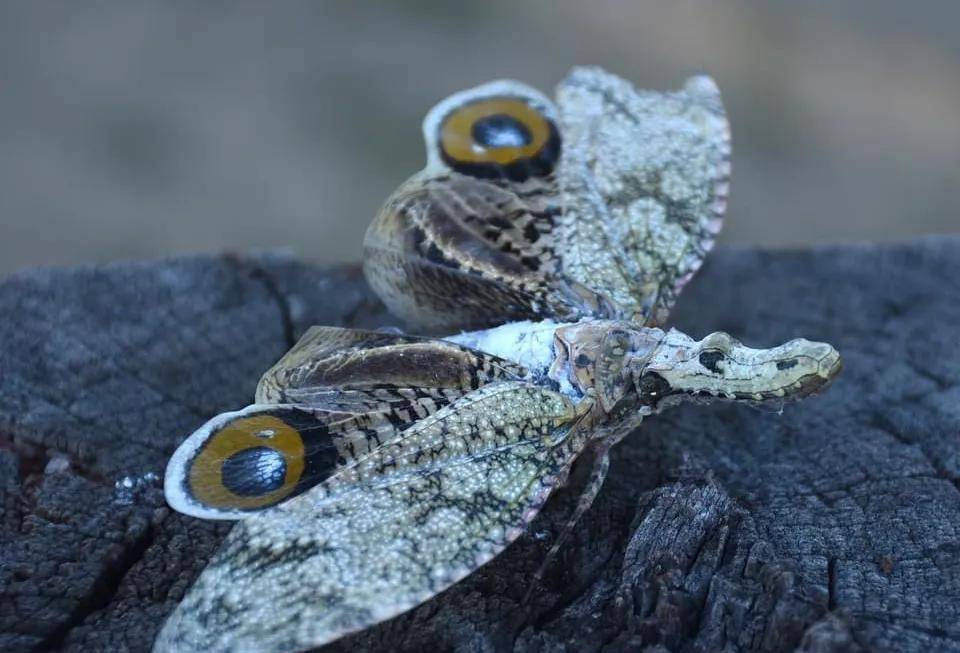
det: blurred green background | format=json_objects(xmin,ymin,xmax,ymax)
[{"xmin": 1, "ymin": 1, "xmax": 958, "ymax": 276}]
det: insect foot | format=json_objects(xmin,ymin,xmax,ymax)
[{"xmin": 632, "ymin": 329, "xmax": 842, "ymax": 409}]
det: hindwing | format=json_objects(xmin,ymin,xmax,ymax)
[
  {"xmin": 363, "ymin": 66, "xmax": 730, "ymax": 330},
  {"xmin": 165, "ymin": 327, "xmax": 526, "ymax": 519}
]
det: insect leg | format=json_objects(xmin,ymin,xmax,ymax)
[{"xmin": 523, "ymin": 442, "xmax": 612, "ymax": 604}]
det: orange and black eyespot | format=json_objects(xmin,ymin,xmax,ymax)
[
  {"xmin": 186, "ymin": 408, "xmax": 339, "ymax": 513},
  {"xmin": 438, "ymin": 97, "xmax": 561, "ymax": 182}
]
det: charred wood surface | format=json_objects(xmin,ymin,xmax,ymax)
[{"xmin": 2, "ymin": 239, "xmax": 959, "ymax": 652}]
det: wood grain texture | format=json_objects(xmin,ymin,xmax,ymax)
[{"xmin": 1, "ymin": 238, "xmax": 958, "ymax": 652}]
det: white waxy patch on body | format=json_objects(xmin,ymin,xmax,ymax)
[
  {"xmin": 445, "ymin": 320, "xmax": 563, "ymax": 374},
  {"xmin": 444, "ymin": 319, "xmax": 581, "ymax": 397}
]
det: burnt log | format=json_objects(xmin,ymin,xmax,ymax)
[{"xmin": 2, "ymin": 238, "xmax": 959, "ymax": 652}]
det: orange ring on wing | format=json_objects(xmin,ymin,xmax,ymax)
[
  {"xmin": 440, "ymin": 97, "xmax": 553, "ymax": 166},
  {"xmin": 188, "ymin": 415, "xmax": 305, "ymax": 510}
]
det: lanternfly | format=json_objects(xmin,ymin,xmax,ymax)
[{"xmin": 155, "ymin": 67, "xmax": 841, "ymax": 653}]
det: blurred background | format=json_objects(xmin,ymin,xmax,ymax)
[{"xmin": 1, "ymin": 1, "xmax": 958, "ymax": 277}]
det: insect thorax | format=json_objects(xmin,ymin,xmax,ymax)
[{"xmin": 445, "ymin": 319, "xmax": 663, "ymax": 417}]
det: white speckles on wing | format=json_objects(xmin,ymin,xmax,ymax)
[
  {"xmin": 555, "ymin": 66, "xmax": 731, "ymax": 324},
  {"xmin": 154, "ymin": 382, "xmax": 580, "ymax": 653}
]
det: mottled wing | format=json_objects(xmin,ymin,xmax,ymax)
[
  {"xmin": 364, "ymin": 171, "xmax": 611, "ymax": 331},
  {"xmin": 556, "ymin": 67, "xmax": 731, "ymax": 325},
  {"xmin": 155, "ymin": 381, "xmax": 582, "ymax": 653},
  {"xmin": 165, "ymin": 327, "xmax": 526, "ymax": 519}
]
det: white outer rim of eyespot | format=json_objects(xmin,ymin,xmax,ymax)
[
  {"xmin": 164, "ymin": 403, "xmax": 292, "ymax": 521},
  {"xmin": 421, "ymin": 79, "xmax": 558, "ymax": 172}
]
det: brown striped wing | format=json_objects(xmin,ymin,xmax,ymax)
[
  {"xmin": 164, "ymin": 327, "xmax": 527, "ymax": 520},
  {"xmin": 363, "ymin": 172, "xmax": 614, "ymax": 332}
]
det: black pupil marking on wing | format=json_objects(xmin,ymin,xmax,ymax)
[
  {"xmin": 472, "ymin": 114, "xmax": 532, "ymax": 149},
  {"xmin": 437, "ymin": 96, "xmax": 561, "ymax": 181},
  {"xmin": 187, "ymin": 409, "xmax": 350, "ymax": 511},
  {"xmin": 221, "ymin": 446, "xmax": 287, "ymax": 496}
]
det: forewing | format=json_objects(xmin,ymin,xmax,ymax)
[
  {"xmin": 556, "ymin": 67, "xmax": 731, "ymax": 325},
  {"xmin": 155, "ymin": 382, "xmax": 581, "ymax": 653},
  {"xmin": 166, "ymin": 327, "xmax": 526, "ymax": 519}
]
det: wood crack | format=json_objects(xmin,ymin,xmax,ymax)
[{"xmin": 2, "ymin": 240, "xmax": 959, "ymax": 652}]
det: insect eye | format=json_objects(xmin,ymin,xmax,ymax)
[
  {"xmin": 638, "ymin": 372, "xmax": 671, "ymax": 406},
  {"xmin": 438, "ymin": 97, "xmax": 561, "ymax": 181},
  {"xmin": 187, "ymin": 414, "xmax": 305, "ymax": 511},
  {"xmin": 698, "ymin": 350, "xmax": 726, "ymax": 374}
]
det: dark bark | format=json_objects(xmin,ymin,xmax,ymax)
[{"xmin": 1, "ymin": 238, "xmax": 959, "ymax": 652}]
